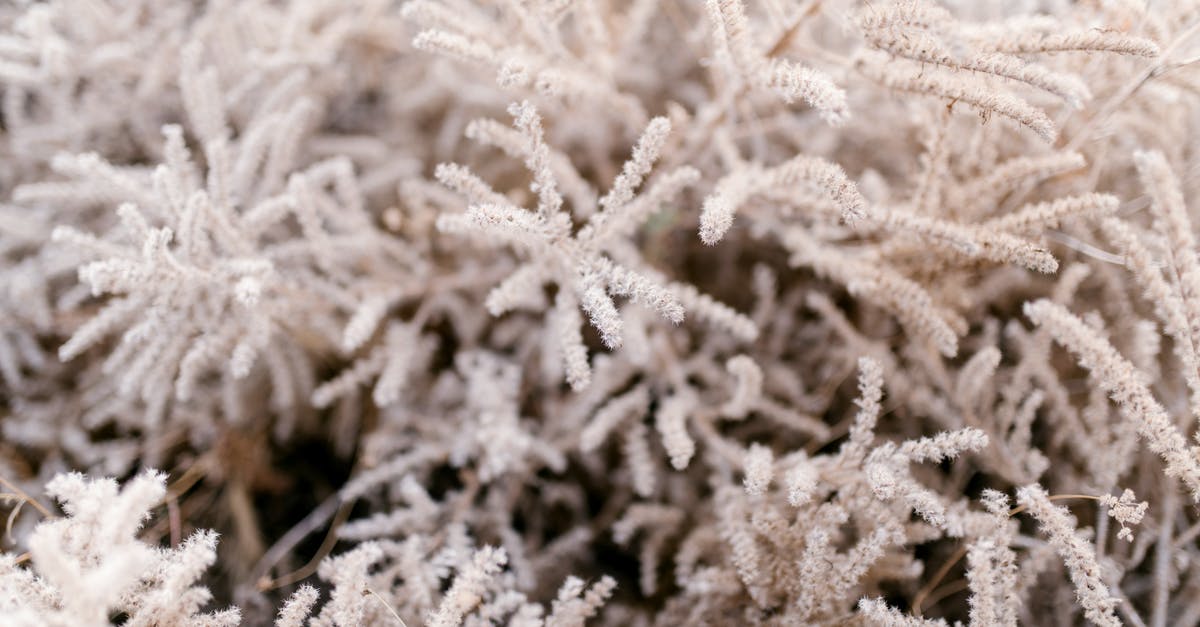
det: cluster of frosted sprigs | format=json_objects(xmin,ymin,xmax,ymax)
[{"xmin": 1, "ymin": 0, "xmax": 1200, "ymax": 625}]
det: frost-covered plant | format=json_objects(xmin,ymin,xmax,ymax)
[
  {"xmin": 2, "ymin": 0, "xmax": 1200, "ymax": 625},
  {"xmin": 0, "ymin": 471, "xmax": 238, "ymax": 626}
]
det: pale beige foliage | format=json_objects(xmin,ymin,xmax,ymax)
[{"xmin": 0, "ymin": 0, "xmax": 1197, "ymax": 626}]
